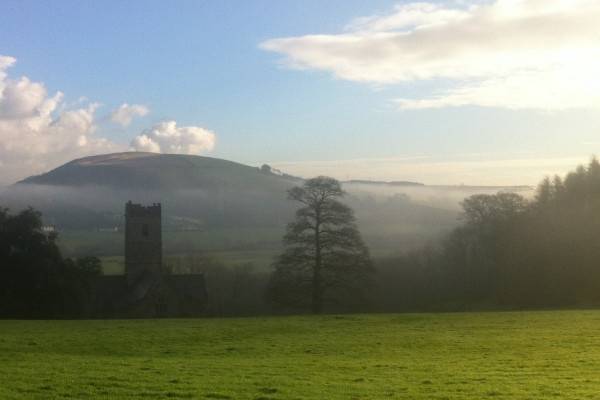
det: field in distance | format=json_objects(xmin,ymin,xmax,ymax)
[
  {"xmin": 60, "ymin": 224, "xmax": 445, "ymax": 274},
  {"xmin": 2, "ymin": 311, "xmax": 600, "ymax": 399}
]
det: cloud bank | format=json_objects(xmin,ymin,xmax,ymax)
[
  {"xmin": 130, "ymin": 121, "xmax": 216, "ymax": 155},
  {"xmin": 261, "ymin": 0, "xmax": 600, "ymax": 110},
  {"xmin": 110, "ymin": 103, "xmax": 149, "ymax": 127},
  {"xmin": 0, "ymin": 56, "xmax": 217, "ymax": 184},
  {"xmin": 0, "ymin": 56, "xmax": 121, "ymax": 184}
]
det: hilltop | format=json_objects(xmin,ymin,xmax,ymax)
[{"xmin": 19, "ymin": 152, "xmax": 300, "ymax": 190}]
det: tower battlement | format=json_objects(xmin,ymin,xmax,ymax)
[{"xmin": 125, "ymin": 201, "xmax": 161, "ymax": 217}]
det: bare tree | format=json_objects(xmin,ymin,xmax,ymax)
[{"xmin": 268, "ymin": 176, "xmax": 373, "ymax": 314}]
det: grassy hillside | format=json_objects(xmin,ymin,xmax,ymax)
[
  {"xmin": 19, "ymin": 152, "xmax": 298, "ymax": 191},
  {"xmin": 2, "ymin": 311, "xmax": 600, "ymax": 399}
]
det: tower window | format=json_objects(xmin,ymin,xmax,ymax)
[{"xmin": 142, "ymin": 224, "xmax": 149, "ymax": 237}]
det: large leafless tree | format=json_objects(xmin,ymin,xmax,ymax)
[{"xmin": 268, "ymin": 176, "xmax": 373, "ymax": 314}]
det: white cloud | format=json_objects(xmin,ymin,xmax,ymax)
[
  {"xmin": 261, "ymin": 0, "xmax": 600, "ymax": 110},
  {"xmin": 130, "ymin": 121, "xmax": 216, "ymax": 155},
  {"xmin": 0, "ymin": 56, "xmax": 16, "ymax": 79},
  {"xmin": 0, "ymin": 56, "xmax": 219, "ymax": 185},
  {"xmin": 0, "ymin": 56, "xmax": 123, "ymax": 184},
  {"xmin": 346, "ymin": 2, "xmax": 472, "ymax": 33},
  {"xmin": 110, "ymin": 103, "xmax": 149, "ymax": 127}
]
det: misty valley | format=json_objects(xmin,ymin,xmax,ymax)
[
  {"xmin": 1, "ymin": 152, "xmax": 531, "ymax": 259},
  {"xmin": 3, "ymin": 1, "xmax": 600, "ymax": 398},
  {"xmin": 0, "ymin": 152, "xmax": 541, "ymax": 316}
]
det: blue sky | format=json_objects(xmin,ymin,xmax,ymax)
[{"xmin": 1, "ymin": 0, "xmax": 599, "ymax": 185}]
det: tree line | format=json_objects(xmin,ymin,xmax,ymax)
[
  {"xmin": 0, "ymin": 208, "xmax": 101, "ymax": 318},
  {"xmin": 375, "ymin": 158, "xmax": 600, "ymax": 311},
  {"xmin": 268, "ymin": 159, "xmax": 600, "ymax": 312}
]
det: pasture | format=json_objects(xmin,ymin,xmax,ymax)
[
  {"xmin": 2, "ymin": 311, "xmax": 600, "ymax": 399},
  {"xmin": 58, "ymin": 228, "xmax": 283, "ymax": 259},
  {"xmin": 57, "ymin": 223, "xmax": 449, "ymax": 275}
]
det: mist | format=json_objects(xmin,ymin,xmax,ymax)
[
  {"xmin": 344, "ymin": 182, "xmax": 534, "ymax": 211},
  {"xmin": 0, "ymin": 181, "xmax": 533, "ymax": 262}
]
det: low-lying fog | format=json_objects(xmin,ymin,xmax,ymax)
[{"xmin": 0, "ymin": 182, "xmax": 534, "ymax": 258}]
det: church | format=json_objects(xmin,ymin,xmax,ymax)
[{"xmin": 91, "ymin": 202, "xmax": 207, "ymax": 317}]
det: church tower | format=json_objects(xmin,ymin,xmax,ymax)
[{"xmin": 125, "ymin": 201, "xmax": 162, "ymax": 285}]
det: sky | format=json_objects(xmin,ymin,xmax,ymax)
[{"xmin": 1, "ymin": 0, "xmax": 599, "ymax": 185}]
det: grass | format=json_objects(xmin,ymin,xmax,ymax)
[
  {"xmin": 99, "ymin": 250, "xmax": 278, "ymax": 275},
  {"xmin": 64, "ymin": 227, "xmax": 283, "ymax": 274},
  {"xmin": 98, "ymin": 255, "xmax": 125, "ymax": 275},
  {"xmin": 58, "ymin": 228, "xmax": 283, "ymax": 259},
  {"xmin": 2, "ymin": 311, "xmax": 600, "ymax": 399},
  {"xmin": 58, "ymin": 226, "xmax": 446, "ymax": 270}
]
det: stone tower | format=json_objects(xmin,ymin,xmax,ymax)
[{"xmin": 125, "ymin": 201, "xmax": 162, "ymax": 285}]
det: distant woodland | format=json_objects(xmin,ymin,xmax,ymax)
[{"xmin": 376, "ymin": 158, "xmax": 600, "ymax": 311}]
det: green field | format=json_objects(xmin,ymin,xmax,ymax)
[
  {"xmin": 58, "ymin": 228, "xmax": 283, "ymax": 258},
  {"xmin": 58, "ymin": 225, "xmax": 445, "ymax": 274},
  {"xmin": 2, "ymin": 311, "xmax": 600, "ymax": 399},
  {"xmin": 99, "ymin": 249, "xmax": 278, "ymax": 275}
]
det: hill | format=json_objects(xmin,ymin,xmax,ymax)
[
  {"xmin": 19, "ymin": 152, "xmax": 300, "ymax": 190},
  {"xmin": 343, "ymin": 179, "xmax": 424, "ymax": 186}
]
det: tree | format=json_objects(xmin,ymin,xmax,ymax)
[
  {"xmin": 0, "ymin": 207, "xmax": 100, "ymax": 318},
  {"xmin": 461, "ymin": 192, "xmax": 528, "ymax": 228},
  {"xmin": 268, "ymin": 176, "xmax": 373, "ymax": 314}
]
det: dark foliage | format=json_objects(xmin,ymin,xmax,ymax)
[
  {"xmin": 375, "ymin": 158, "xmax": 600, "ymax": 311},
  {"xmin": 0, "ymin": 207, "xmax": 100, "ymax": 318},
  {"xmin": 267, "ymin": 176, "xmax": 373, "ymax": 314},
  {"xmin": 167, "ymin": 254, "xmax": 270, "ymax": 317}
]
